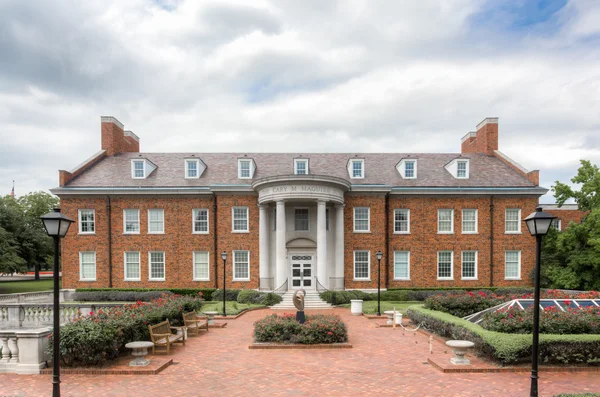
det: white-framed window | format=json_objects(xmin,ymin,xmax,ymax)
[
  {"xmin": 295, "ymin": 208, "xmax": 309, "ymax": 231},
  {"xmin": 462, "ymin": 209, "xmax": 478, "ymax": 234},
  {"xmin": 149, "ymin": 251, "xmax": 165, "ymax": 281},
  {"xmin": 505, "ymin": 251, "xmax": 521, "ymax": 280},
  {"xmin": 232, "ymin": 206, "xmax": 249, "ymax": 232},
  {"xmin": 353, "ymin": 250, "xmax": 370, "ymax": 280},
  {"xmin": 394, "ymin": 209, "xmax": 410, "ymax": 233},
  {"xmin": 326, "ymin": 208, "xmax": 330, "ymax": 231},
  {"xmin": 193, "ymin": 209, "xmax": 209, "ymax": 234},
  {"xmin": 123, "ymin": 209, "xmax": 140, "ymax": 234},
  {"xmin": 233, "ymin": 250, "xmax": 250, "ymax": 281},
  {"xmin": 551, "ymin": 219, "xmax": 562, "ymax": 231},
  {"xmin": 394, "ymin": 251, "xmax": 410, "ymax": 280},
  {"xmin": 437, "ymin": 251, "xmax": 453, "ymax": 280},
  {"xmin": 79, "ymin": 251, "xmax": 96, "ymax": 281},
  {"xmin": 457, "ymin": 160, "xmax": 469, "ymax": 178},
  {"xmin": 124, "ymin": 251, "xmax": 140, "ymax": 281},
  {"xmin": 438, "ymin": 209, "xmax": 454, "ymax": 234},
  {"xmin": 78, "ymin": 209, "xmax": 95, "ymax": 234},
  {"xmin": 148, "ymin": 209, "xmax": 164, "ymax": 234},
  {"xmin": 132, "ymin": 160, "xmax": 145, "ymax": 179},
  {"xmin": 354, "ymin": 207, "xmax": 370, "ymax": 232},
  {"xmin": 294, "ymin": 159, "xmax": 309, "ymax": 175},
  {"xmin": 404, "ymin": 160, "xmax": 416, "ymax": 178},
  {"xmin": 349, "ymin": 159, "xmax": 364, "ymax": 179},
  {"xmin": 193, "ymin": 251, "xmax": 210, "ymax": 281},
  {"xmin": 461, "ymin": 251, "xmax": 477, "ymax": 280},
  {"xmin": 238, "ymin": 159, "xmax": 252, "ymax": 179},
  {"xmin": 505, "ymin": 209, "xmax": 521, "ymax": 233},
  {"xmin": 185, "ymin": 159, "xmax": 200, "ymax": 179}
]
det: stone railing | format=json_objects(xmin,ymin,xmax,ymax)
[
  {"xmin": 0, "ymin": 290, "xmax": 75, "ymax": 304},
  {"xmin": 0, "ymin": 328, "xmax": 52, "ymax": 374},
  {"xmin": 0, "ymin": 303, "xmax": 124, "ymax": 329}
]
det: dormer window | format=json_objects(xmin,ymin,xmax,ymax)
[
  {"xmin": 184, "ymin": 158, "xmax": 206, "ymax": 179},
  {"xmin": 397, "ymin": 159, "xmax": 417, "ymax": 179},
  {"xmin": 348, "ymin": 159, "xmax": 364, "ymax": 179},
  {"xmin": 132, "ymin": 160, "xmax": 145, "ymax": 179},
  {"xmin": 445, "ymin": 158, "xmax": 470, "ymax": 179},
  {"xmin": 294, "ymin": 159, "xmax": 309, "ymax": 175},
  {"xmin": 238, "ymin": 158, "xmax": 256, "ymax": 179},
  {"xmin": 131, "ymin": 158, "xmax": 157, "ymax": 180}
]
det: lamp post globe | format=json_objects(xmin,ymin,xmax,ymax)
[
  {"xmin": 523, "ymin": 206, "xmax": 556, "ymax": 397},
  {"xmin": 221, "ymin": 251, "xmax": 227, "ymax": 317},
  {"xmin": 40, "ymin": 208, "xmax": 74, "ymax": 397},
  {"xmin": 375, "ymin": 251, "xmax": 383, "ymax": 317}
]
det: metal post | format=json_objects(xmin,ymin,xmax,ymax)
[
  {"xmin": 530, "ymin": 234, "xmax": 542, "ymax": 397},
  {"xmin": 222, "ymin": 257, "xmax": 227, "ymax": 317},
  {"xmin": 377, "ymin": 257, "xmax": 381, "ymax": 316},
  {"xmin": 52, "ymin": 236, "xmax": 61, "ymax": 397}
]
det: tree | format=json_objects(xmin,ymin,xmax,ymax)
[{"xmin": 552, "ymin": 160, "xmax": 600, "ymax": 212}]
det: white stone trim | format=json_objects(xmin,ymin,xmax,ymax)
[
  {"xmin": 100, "ymin": 116, "xmax": 124, "ymax": 129},
  {"xmin": 476, "ymin": 117, "xmax": 499, "ymax": 131}
]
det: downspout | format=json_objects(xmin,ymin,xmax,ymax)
[
  {"xmin": 384, "ymin": 193, "xmax": 389, "ymax": 289},
  {"xmin": 489, "ymin": 196, "xmax": 494, "ymax": 287},
  {"xmin": 106, "ymin": 196, "xmax": 113, "ymax": 288},
  {"xmin": 213, "ymin": 196, "xmax": 218, "ymax": 289}
]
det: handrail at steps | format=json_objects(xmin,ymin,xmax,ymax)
[{"xmin": 273, "ymin": 279, "xmax": 288, "ymax": 296}]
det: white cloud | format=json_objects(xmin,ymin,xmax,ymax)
[{"xmin": 0, "ymin": 0, "xmax": 599, "ymax": 201}]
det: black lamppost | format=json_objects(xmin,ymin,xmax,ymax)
[
  {"xmin": 40, "ymin": 208, "xmax": 74, "ymax": 397},
  {"xmin": 376, "ymin": 251, "xmax": 383, "ymax": 316},
  {"xmin": 524, "ymin": 206, "xmax": 556, "ymax": 397},
  {"xmin": 221, "ymin": 251, "xmax": 227, "ymax": 317}
]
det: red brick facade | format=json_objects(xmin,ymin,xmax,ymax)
[{"xmin": 543, "ymin": 208, "xmax": 588, "ymax": 230}]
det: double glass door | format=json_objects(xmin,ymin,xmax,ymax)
[{"xmin": 291, "ymin": 255, "xmax": 313, "ymax": 289}]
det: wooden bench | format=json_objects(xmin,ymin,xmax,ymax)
[
  {"xmin": 148, "ymin": 319, "xmax": 185, "ymax": 354},
  {"xmin": 183, "ymin": 311, "xmax": 209, "ymax": 337}
]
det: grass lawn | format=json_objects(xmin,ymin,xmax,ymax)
[
  {"xmin": 340, "ymin": 301, "xmax": 421, "ymax": 315},
  {"xmin": 201, "ymin": 301, "xmax": 266, "ymax": 316},
  {"xmin": 0, "ymin": 279, "xmax": 55, "ymax": 294}
]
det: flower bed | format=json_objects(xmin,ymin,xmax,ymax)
[
  {"xmin": 424, "ymin": 290, "xmax": 599, "ymax": 318},
  {"xmin": 253, "ymin": 313, "xmax": 348, "ymax": 344},
  {"xmin": 50, "ymin": 294, "xmax": 203, "ymax": 367},
  {"xmin": 480, "ymin": 305, "xmax": 600, "ymax": 334},
  {"xmin": 407, "ymin": 305, "xmax": 600, "ymax": 365}
]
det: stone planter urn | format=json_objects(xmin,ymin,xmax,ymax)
[{"xmin": 350, "ymin": 300, "xmax": 363, "ymax": 316}]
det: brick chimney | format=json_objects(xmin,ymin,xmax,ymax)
[
  {"xmin": 101, "ymin": 116, "xmax": 140, "ymax": 156},
  {"xmin": 461, "ymin": 117, "xmax": 498, "ymax": 156}
]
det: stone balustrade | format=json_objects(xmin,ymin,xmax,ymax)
[
  {"xmin": 0, "ymin": 289, "xmax": 75, "ymax": 304},
  {"xmin": 0, "ymin": 302, "xmax": 125, "ymax": 328}
]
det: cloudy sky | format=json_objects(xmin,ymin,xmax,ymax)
[{"xmin": 1, "ymin": 0, "xmax": 599, "ymax": 202}]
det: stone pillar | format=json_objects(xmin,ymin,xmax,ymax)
[
  {"xmin": 1, "ymin": 337, "xmax": 9, "ymax": 363},
  {"xmin": 317, "ymin": 200, "xmax": 327, "ymax": 289},
  {"xmin": 275, "ymin": 200, "xmax": 287, "ymax": 289},
  {"xmin": 335, "ymin": 204, "xmax": 345, "ymax": 288},
  {"xmin": 258, "ymin": 204, "xmax": 270, "ymax": 289},
  {"xmin": 8, "ymin": 336, "xmax": 18, "ymax": 364}
]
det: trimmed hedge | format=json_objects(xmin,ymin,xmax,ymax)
[
  {"xmin": 75, "ymin": 288, "xmax": 215, "ymax": 301},
  {"xmin": 407, "ymin": 305, "xmax": 600, "ymax": 365},
  {"xmin": 254, "ymin": 313, "xmax": 348, "ymax": 344},
  {"xmin": 211, "ymin": 288, "xmax": 241, "ymax": 302},
  {"xmin": 236, "ymin": 290, "xmax": 283, "ymax": 306},
  {"xmin": 71, "ymin": 290, "xmax": 174, "ymax": 302}
]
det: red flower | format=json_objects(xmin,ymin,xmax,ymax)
[{"xmin": 327, "ymin": 332, "xmax": 333, "ymax": 335}]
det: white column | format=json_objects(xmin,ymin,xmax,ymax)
[
  {"xmin": 258, "ymin": 204, "xmax": 269, "ymax": 289},
  {"xmin": 317, "ymin": 200, "xmax": 327, "ymax": 289},
  {"xmin": 275, "ymin": 200, "xmax": 287, "ymax": 289},
  {"xmin": 335, "ymin": 204, "xmax": 345, "ymax": 288}
]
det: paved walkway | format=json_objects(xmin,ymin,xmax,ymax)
[{"xmin": 1, "ymin": 308, "xmax": 598, "ymax": 397}]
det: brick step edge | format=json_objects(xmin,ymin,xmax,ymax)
[
  {"xmin": 427, "ymin": 358, "xmax": 600, "ymax": 374},
  {"xmin": 249, "ymin": 343, "xmax": 352, "ymax": 350},
  {"xmin": 40, "ymin": 359, "xmax": 173, "ymax": 375}
]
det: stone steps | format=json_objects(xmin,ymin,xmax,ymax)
[{"xmin": 270, "ymin": 291, "xmax": 333, "ymax": 310}]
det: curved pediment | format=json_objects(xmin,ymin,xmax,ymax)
[{"xmin": 286, "ymin": 237, "xmax": 317, "ymax": 249}]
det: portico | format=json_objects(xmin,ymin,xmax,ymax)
[{"xmin": 253, "ymin": 176, "xmax": 350, "ymax": 291}]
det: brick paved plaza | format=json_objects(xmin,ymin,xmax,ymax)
[{"xmin": 0, "ymin": 308, "xmax": 598, "ymax": 397}]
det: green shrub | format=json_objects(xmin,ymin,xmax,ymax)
[
  {"xmin": 380, "ymin": 290, "xmax": 410, "ymax": 301},
  {"xmin": 407, "ymin": 305, "xmax": 600, "ymax": 365},
  {"xmin": 50, "ymin": 295, "xmax": 203, "ymax": 367},
  {"xmin": 237, "ymin": 290, "xmax": 262, "ymax": 304},
  {"xmin": 258, "ymin": 292, "xmax": 282, "ymax": 306},
  {"xmin": 424, "ymin": 291, "xmax": 504, "ymax": 317},
  {"xmin": 211, "ymin": 289, "xmax": 240, "ymax": 302},
  {"xmin": 254, "ymin": 313, "xmax": 348, "ymax": 344},
  {"xmin": 71, "ymin": 290, "xmax": 174, "ymax": 302},
  {"xmin": 480, "ymin": 306, "xmax": 600, "ymax": 334},
  {"xmin": 74, "ymin": 288, "xmax": 215, "ymax": 301}
]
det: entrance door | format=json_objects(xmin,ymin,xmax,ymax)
[{"xmin": 290, "ymin": 255, "xmax": 313, "ymax": 289}]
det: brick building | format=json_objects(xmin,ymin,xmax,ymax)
[
  {"xmin": 540, "ymin": 204, "xmax": 588, "ymax": 231},
  {"xmin": 51, "ymin": 117, "xmax": 548, "ymax": 291}
]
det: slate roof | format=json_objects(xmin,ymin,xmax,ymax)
[{"xmin": 63, "ymin": 152, "xmax": 537, "ymax": 188}]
